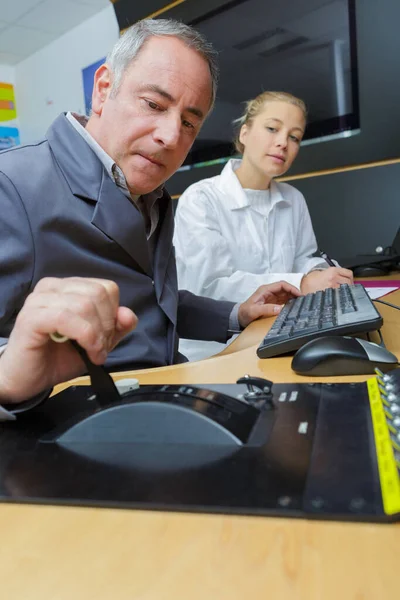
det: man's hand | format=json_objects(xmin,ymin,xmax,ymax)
[
  {"xmin": 238, "ymin": 281, "xmax": 301, "ymax": 329},
  {"xmin": 0, "ymin": 277, "xmax": 137, "ymax": 404},
  {"xmin": 300, "ymin": 267, "xmax": 353, "ymax": 295}
]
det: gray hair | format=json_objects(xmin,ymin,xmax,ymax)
[{"xmin": 106, "ymin": 18, "xmax": 219, "ymax": 109}]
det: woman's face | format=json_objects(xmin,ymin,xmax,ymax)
[{"xmin": 239, "ymin": 101, "xmax": 305, "ymax": 179}]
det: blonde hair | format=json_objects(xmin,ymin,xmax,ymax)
[{"xmin": 233, "ymin": 91, "xmax": 307, "ymax": 154}]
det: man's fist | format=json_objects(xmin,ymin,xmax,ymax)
[{"xmin": 0, "ymin": 277, "xmax": 137, "ymax": 403}]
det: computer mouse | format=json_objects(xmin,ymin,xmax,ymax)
[
  {"xmin": 352, "ymin": 265, "xmax": 389, "ymax": 277},
  {"xmin": 291, "ymin": 336, "xmax": 398, "ymax": 376}
]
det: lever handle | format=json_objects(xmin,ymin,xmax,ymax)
[
  {"xmin": 50, "ymin": 333, "xmax": 121, "ymax": 407},
  {"xmin": 236, "ymin": 375, "xmax": 274, "ymax": 408},
  {"xmin": 69, "ymin": 340, "xmax": 121, "ymax": 407},
  {"xmin": 236, "ymin": 375, "xmax": 273, "ymax": 395}
]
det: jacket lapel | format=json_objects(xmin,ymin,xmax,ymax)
[
  {"xmin": 92, "ymin": 173, "xmax": 151, "ymax": 275},
  {"xmin": 47, "ymin": 113, "xmax": 151, "ymax": 275}
]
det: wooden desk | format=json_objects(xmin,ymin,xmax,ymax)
[{"xmin": 1, "ymin": 286, "xmax": 399, "ymax": 600}]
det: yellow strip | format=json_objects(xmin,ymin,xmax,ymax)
[
  {"xmin": 384, "ymin": 409, "xmax": 393, "ymax": 420},
  {"xmin": 368, "ymin": 378, "xmax": 400, "ymax": 515},
  {"xmin": 145, "ymin": 0, "xmax": 186, "ymax": 20},
  {"xmin": 393, "ymin": 440, "xmax": 400, "ymax": 452},
  {"xmin": 277, "ymin": 157, "xmax": 400, "ymax": 183}
]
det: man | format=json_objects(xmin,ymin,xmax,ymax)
[{"xmin": 0, "ymin": 19, "xmax": 299, "ymax": 408}]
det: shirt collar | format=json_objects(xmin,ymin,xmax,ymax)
[{"xmin": 218, "ymin": 158, "xmax": 288, "ymax": 211}]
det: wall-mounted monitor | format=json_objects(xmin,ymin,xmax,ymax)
[
  {"xmin": 114, "ymin": 0, "xmax": 360, "ymax": 169},
  {"xmin": 185, "ymin": 0, "xmax": 359, "ymax": 167}
]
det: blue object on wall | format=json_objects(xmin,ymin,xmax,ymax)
[
  {"xmin": 0, "ymin": 125, "xmax": 20, "ymax": 149},
  {"xmin": 82, "ymin": 57, "xmax": 105, "ymax": 115}
]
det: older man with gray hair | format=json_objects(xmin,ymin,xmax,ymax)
[{"xmin": 0, "ymin": 19, "xmax": 299, "ymax": 412}]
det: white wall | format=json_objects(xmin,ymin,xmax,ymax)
[
  {"xmin": 15, "ymin": 4, "xmax": 119, "ymax": 144},
  {"xmin": 0, "ymin": 65, "xmax": 15, "ymax": 85}
]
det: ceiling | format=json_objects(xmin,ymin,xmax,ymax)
[{"xmin": 0, "ymin": 0, "xmax": 110, "ymax": 65}]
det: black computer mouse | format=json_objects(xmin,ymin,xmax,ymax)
[
  {"xmin": 352, "ymin": 265, "xmax": 389, "ymax": 277},
  {"xmin": 291, "ymin": 336, "xmax": 398, "ymax": 376}
]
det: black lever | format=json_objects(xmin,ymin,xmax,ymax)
[
  {"xmin": 236, "ymin": 375, "xmax": 274, "ymax": 407},
  {"xmin": 70, "ymin": 340, "xmax": 121, "ymax": 407}
]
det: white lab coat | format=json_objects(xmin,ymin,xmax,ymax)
[{"xmin": 174, "ymin": 159, "xmax": 326, "ymax": 360}]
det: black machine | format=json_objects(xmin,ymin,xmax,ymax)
[
  {"xmin": 339, "ymin": 226, "xmax": 400, "ymax": 274},
  {"xmin": 257, "ymin": 283, "xmax": 382, "ymax": 359},
  {"xmin": 1, "ymin": 360, "xmax": 399, "ymax": 523}
]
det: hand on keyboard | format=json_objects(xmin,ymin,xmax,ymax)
[
  {"xmin": 300, "ymin": 267, "xmax": 353, "ymax": 295},
  {"xmin": 238, "ymin": 281, "xmax": 301, "ymax": 328},
  {"xmin": 257, "ymin": 284, "xmax": 383, "ymax": 359}
]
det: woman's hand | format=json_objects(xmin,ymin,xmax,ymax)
[{"xmin": 300, "ymin": 267, "xmax": 353, "ymax": 295}]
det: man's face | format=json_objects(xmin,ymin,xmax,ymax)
[{"xmin": 89, "ymin": 36, "xmax": 213, "ymax": 195}]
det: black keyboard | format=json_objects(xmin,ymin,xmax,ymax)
[{"xmin": 257, "ymin": 284, "xmax": 383, "ymax": 359}]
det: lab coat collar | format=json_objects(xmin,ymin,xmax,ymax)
[{"xmin": 217, "ymin": 158, "xmax": 289, "ymax": 213}]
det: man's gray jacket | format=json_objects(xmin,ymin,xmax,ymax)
[{"xmin": 0, "ymin": 114, "xmax": 234, "ymax": 370}]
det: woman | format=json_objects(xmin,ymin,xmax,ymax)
[{"xmin": 173, "ymin": 91, "xmax": 353, "ymax": 360}]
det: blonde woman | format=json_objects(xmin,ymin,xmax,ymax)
[{"xmin": 173, "ymin": 91, "xmax": 353, "ymax": 360}]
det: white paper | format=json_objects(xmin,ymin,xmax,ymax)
[{"xmin": 365, "ymin": 286, "xmax": 399, "ymax": 300}]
